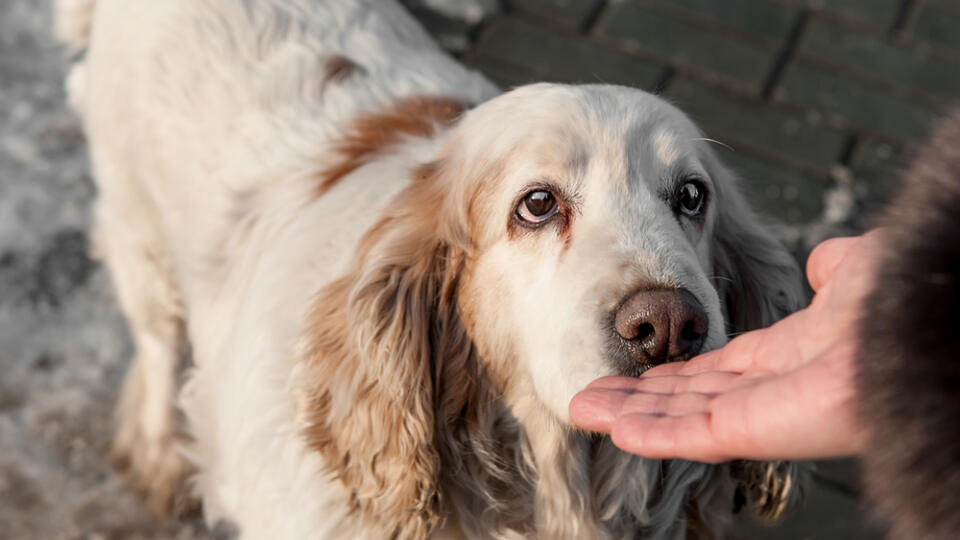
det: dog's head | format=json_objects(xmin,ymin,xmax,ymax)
[
  {"xmin": 418, "ymin": 84, "xmax": 802, "ymax": 418},
  {"xmin": 301, "ymin": 84, "xmax": 804, "ymax": 537}
]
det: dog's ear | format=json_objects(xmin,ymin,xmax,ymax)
[
  {"xmin": 706, "ymin": 154, "xmax": 805, "ymax": 334},
  {"xmin": 299, "ymin": 162, "xmax": 474, "ymax": 539}
]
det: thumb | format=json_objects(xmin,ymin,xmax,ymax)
[{"xmin": 806, "ymin": 235, "xmax": 860, "ymax": 292}]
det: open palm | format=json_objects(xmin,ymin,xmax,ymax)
[{"xmin": 570, "ymin": 233, "xmax": 881, "ymax": 462}]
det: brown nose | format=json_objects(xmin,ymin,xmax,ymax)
[{"xmin": 614, "ymin": 288, "xmax": 708, "ymax": 365}]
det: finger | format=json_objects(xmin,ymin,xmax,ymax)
[
  {"xmin": 676, "ymin": 327, "xmax": 774, "ymax": 375},
  {"xmin": 584, "ymin": 363, "xmax": 692, "ymax": 389},
  {"xmin": 634, "ymin": 361, "xmax": 689, "ymax": 377},
  {"xmin": 620, "ymin": 391, "xmax": 713, "ymax": 417},
  {"xmin": 569, "ymin": 388, "xmax": 621, "ymax": 433},
  {"xmin": 610, "ymin": 412, "xmax": 727, "ymax": 463},
  {"xmin": 676, "ymin": 349, "xmax": 726, "ymax": 374},
  {"xmin": 571, "ymin": 385, "xmax": 721, "ymax": 434},
  {"xmin": 586, "ymin": 372, "xmax": 742, "ymax": 395},
  {"xmin": 681, "ymin": 310, "xmax": 813, "ymax": 375},
  {"xmin": 806, "ymin": 235, "xmax": 860, "ymax": 292},
  {"xmin": 586, "ymin": 376, "xmax": 652, "ymax": 390}
]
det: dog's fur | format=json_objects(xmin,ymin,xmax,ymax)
[
  {"xmin": 57, "ymin": 0, "xmax": 805, "ymax": 538},
  {"xmin": 858, "ymin": 111, "xmax": 960, "ymax": 540}
]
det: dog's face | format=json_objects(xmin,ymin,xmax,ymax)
[{"xmin": 439, "ymin": 84, "xmax": 791, "ymax": 421}]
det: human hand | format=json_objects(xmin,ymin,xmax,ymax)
[{"xmin": 570, "ymin": 233, "xmax": 882, "ymax": 463}]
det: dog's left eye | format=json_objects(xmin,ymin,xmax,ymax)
[
  {"xmin": 675, "ymin": 180, "xmax": 706, "ymax": 217},
  {"xmin": 517, "ymin": 190, "xmax": 559, "ymax": 224}
]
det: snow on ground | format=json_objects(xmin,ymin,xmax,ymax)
[{"xmin": 0, "ymin": 1, "xmax": 208, "ymax": 537}]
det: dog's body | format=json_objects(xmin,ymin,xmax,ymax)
[{"xmin": 59, "ymin": 0, "xmax": 805, "ymax": 538}]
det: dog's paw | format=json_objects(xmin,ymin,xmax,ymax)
[
  {"xmin": 111, "ymin": 419, "xmax": 196, "ymax": 517},
  {"xmin": 111, "ymin": 370, "xmax": 196, "ymax": 517}
]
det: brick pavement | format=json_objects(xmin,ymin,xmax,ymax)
[{"xmin": 405, "ymin": 0, "xmax": 959, "ymax": 538}]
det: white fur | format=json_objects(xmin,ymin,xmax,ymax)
[
  {"xmin": 653, "ymin": 130, "xmax": 680, "ymax": 167},
  {"xmin": 61, "ymin": 0, "xmax": 804, "ymax": 538}
]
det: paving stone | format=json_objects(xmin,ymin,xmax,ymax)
[
  {"xmin": 600, "ymin": 1, "xmax": 776, "ymax": 91},
  {"xmin": 472, "ymin": 17, "xmax": 665, "ymax": 88},
  {"xmin": 799, "ymin": 0, "xmax": 902, "ymax": 29},
  {"xmin": 775, "ymin": 61, "xmax": 944, "ymax": 142},
  {"xmin": 730, "ymin": 466, "xmax": 888, "ymax": 539},
  {"xmin": 720, "ymin": 149, "xmax": 832, "ymax": 224},
  {"xmin": 643, "ymin": 0, "xmax": 799, "ymax": 41},
  {"xmin": 810, "ymin": 458, "xmax": 865, "ymax": 498},
  {"xmin": 908, "ymin": 2, "xmax": 960, "ymax": 53},
  {"xmin": 510, "ymin": 0, "xmax": 603, "ymax": 29},
  {"xmin": 798, "ymin": 17, "xmax": 960, "ymax": 101},
  {"xmin": 666, "ymin": 77, "xmax": 846, "ymax": 169},
  {"xmin": 923, "ymin": 0, "xmax": 960, "ymax": 12},
  {"xmin": 463, "ymin": 55, "xmax": 539, "ymax": 88},
  {"xmin": 404, "ymin": 5, "xmax": 474, "ymax": 55}
]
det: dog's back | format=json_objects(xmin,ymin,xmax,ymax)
[{"xmin": 65, "ymin": 0, "xmax": 494, "ymax": 291}]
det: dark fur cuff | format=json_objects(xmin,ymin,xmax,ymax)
[{"xmin": 857, "ymin": 110, "xmax": 960, "ymax": 540}]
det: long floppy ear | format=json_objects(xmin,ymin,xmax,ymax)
[
  {"xmin": 707, "ymin": 153, "xmax": 805, "ymax": 334},
  {"xmin": 299, "ymin": 162, "xmax": 472, "ymax": 539},
  {"xmin": 704, "ymin": 152, "xmax": 807, "ymax": 524}
]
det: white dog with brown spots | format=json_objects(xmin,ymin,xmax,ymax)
[{"xmin": 57, "ymin": 0, "xmax": 805, "ymax": 538}]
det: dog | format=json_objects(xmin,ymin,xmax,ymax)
[{"xmin": 57, "ymin": 0, "xmax": 805, "ymax": 537}]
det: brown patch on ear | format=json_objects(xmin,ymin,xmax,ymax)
[
  {"xmin": 316, "ymin": 96, "xmax": 469, "ymax": 197},
  {"xmin": 301, "ymin": 249, "xmax": 448, "ymax": 538},
  {"xmin": 300, "ymin": 158, "xmax": 489, "ymax": 538}
]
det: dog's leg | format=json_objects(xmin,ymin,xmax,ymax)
[{"xmin": 94, "ymin": 199, "xmax": 193, "ymax": 516}]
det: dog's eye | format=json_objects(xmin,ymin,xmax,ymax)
[
  {"xmin": 676, "ymin": 180, "xmax": 706, "ymax": 217},
  {"xmin": 517, "ymin": 190, "xmax": 559, "ymax": 224}
]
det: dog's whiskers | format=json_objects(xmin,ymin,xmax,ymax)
[{"xmin": 691, "ymin": 137, "xmax": 735, "ymax": 152}]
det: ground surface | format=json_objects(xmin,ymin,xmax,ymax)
[{"xmin": 1, "ymin": 0, "xmax": 954, "ymax": 538}]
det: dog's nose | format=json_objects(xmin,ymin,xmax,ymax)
[{"xmin": 614, "ymin": 288, "xmax": 708, "ymax": 365}]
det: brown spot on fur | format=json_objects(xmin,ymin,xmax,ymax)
[
  {"xmin": 559, "ymin": 215, "xmax": 573, "ymax": 255},
  {"xmin": 316, "ymin": 96, "xmax": 469, "ymax": 197},
  {"xmin": 322, "ymin": 55, "xmax": 358, "ymax": 88}
]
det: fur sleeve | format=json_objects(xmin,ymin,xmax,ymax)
[{"xmin": 856, "ymin": 110, "xmax": 960, "ymax": 540}]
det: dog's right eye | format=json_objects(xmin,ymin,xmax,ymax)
[{"xmin": 517, "ymin": 190, "xmax": 559, "ymax": 224}]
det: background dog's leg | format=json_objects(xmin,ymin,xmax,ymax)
[{"xmin": 94, "ymin": 198, "xmax": 192, "ymax": 517}]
